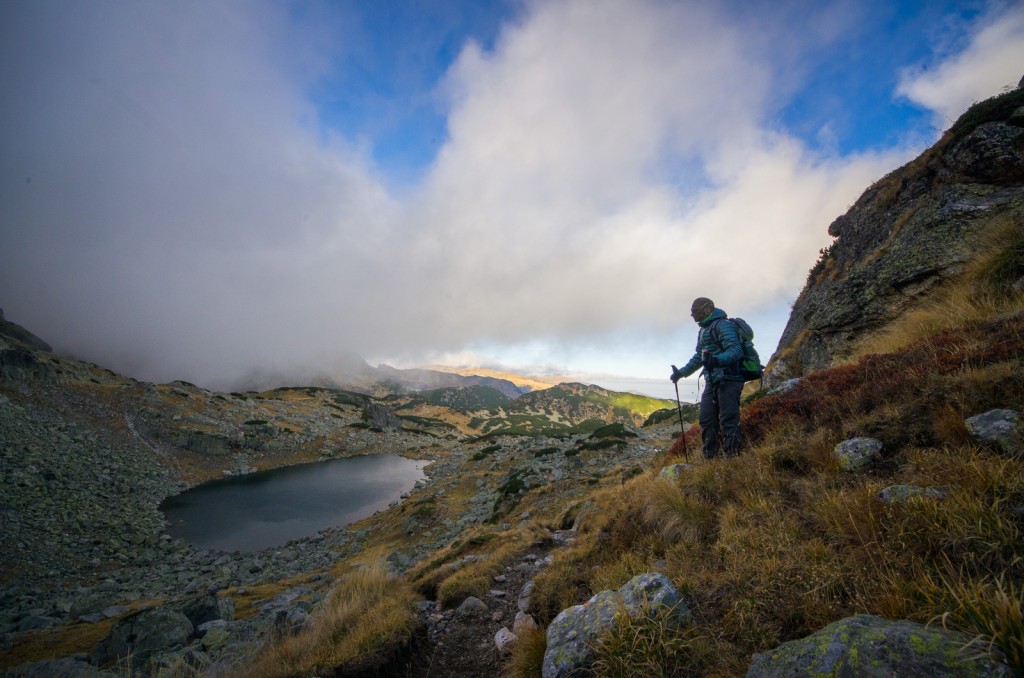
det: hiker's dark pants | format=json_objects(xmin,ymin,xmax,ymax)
[{"xmin": 699, "ymin": 379, "xmax": 743, "ymax": 459}]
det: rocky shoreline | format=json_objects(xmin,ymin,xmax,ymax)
[{"xmin": 0, "ymin": 384, "xmax": 382, "ymax": 672}]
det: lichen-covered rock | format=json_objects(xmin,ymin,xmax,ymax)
[
  {"xmin": 746, "ymin": 614, "xmax": 1011, "ymax": 677},
  {"xmin": 876, "ymin": 484, "xmax": 946, "ymax": 504},
  {"xmin": 966, "ymin": 409, "xmax": 1022, "ymax": 456},
  {"xmin": 658, "ymin": 463, "xmax": 693, "ymax": 482},
  {"xmin": 833, "ymin": 437, "xmax": 883, "ymax": 471},
  {"xmin": 542, "ymin": 572, "xmax": 689, "ymax": 678},
  {"xmin": 91, "ymin": 606, "xmax": 194, "ymax": 670}
]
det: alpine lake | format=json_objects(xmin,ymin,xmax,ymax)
[{"xmin": 160, "ymin": 454, "xmax": 427, "ymax": 552}]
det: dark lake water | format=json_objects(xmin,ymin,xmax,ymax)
[{"xmin": 160, "ymin": 454, "xmax": 427, "ymax": 553}]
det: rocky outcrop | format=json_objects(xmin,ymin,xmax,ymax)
[
  {"xmin": 766, "ymin": 88, "xmax": 1024, "ymax": 386},
  {"xmin": 363, "ymin": 402, "xmax": 403, "ymax": 429},
  {"xmin": 747, "ymin": 614, "xmax": 1011, "ymax": 677},
  {"xmin": 0, "ymin": 308, "xmax": 53, "ymax": 353}
]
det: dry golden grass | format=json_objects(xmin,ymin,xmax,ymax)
[
  {"xmin": 590, "ymin": 602, "xmax": 713, "ymax": 677},
  {"xmin": 245, "ymin": 563, "xmax": 421, "ymax": 678},
  {"xmin": 920, "ymin": 567, "xmax": 1024, "ymax": 670},
  {"xmin": 502, "ymin": 623, "xmax": 548, "ymax": 678}
]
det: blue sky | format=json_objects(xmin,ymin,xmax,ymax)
[{"xmin": 1, "ymin": 0, "xmax": 1022, "ymax": 399}]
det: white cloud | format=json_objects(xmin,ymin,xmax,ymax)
[
  {"xmin": 0, "ymin": 0, "xmax": 926, "ymax": 390},
  {"xmin": 401, "ymin": 0, "xmax": 901, "ymax": 346},
  {"xmin": 897, "ymin": 3, "xmax": 1024, "ymax": 128}
]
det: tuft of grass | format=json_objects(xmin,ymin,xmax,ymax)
[
  {"xmin": 922, "ymin": 569, "xmax": 1024, "ymax": 673},
  {"xmin": 590, "ymin": 602, "xmax": 713, "ymax": 677},
  {"xmin": 503, "ymin": 623, "xmax": 548, "ymax": 678},
  {"xmin": 642, "ymin": 476, "xmax": 714, "ymax": 544},
  {"xmin": 245, "ymin": 564, "xmax": 420, "ymax": 678}
]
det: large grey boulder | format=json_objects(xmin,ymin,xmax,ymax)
[
  {"xmin": 833, "ymin": 437, "xmax": 883, "ymax": 471},
  {"xmin": 543, "ymin": 573, "xmax": 690, "ymax": 678},
  {"xmin": 91, "ymin": 606, "xmax": 194, "ymax": 671},
  {"xmin": 171, "ymin": 591, "xmax": 234, "ymax": 628},
  {"xmin": 747, "ymin": 614, "xmax": 1011, "ymax": 677},
  {"xmin": 966, "ymin": 409, "xmax": 1021, "ymax": 456},
  {"xmin": 363, "ymin": 402, "xmax": 403, "ymax": 429}
]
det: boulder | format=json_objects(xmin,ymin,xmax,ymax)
[
  {"xmin": 172, "ymin": 592, "xmax": 233, "ymax": 627},
  {"xmin": 543, "ymin": 573, "xmax": 689, "ymax": 678},
  {"xmin": 455, "ymin": 596, "xmax": 488, "ymax": 618},
  {"xmin": 91, "ymin": 606, "xmax": 194, "ymax": 670},
  {"xmin": 363, "ymin": 403, "xmax": 403, "ymax": 429},
  {"xmin": 658, "ymin": 463, "xmax": 692, "ymax": 482},
  {"xmin": 747, "ymin": 614, "xmax": 1011, "ymax": 677},
  {"xmin": 833, "ymin": 437, "xmax": 883, "ymax": 471},
  {"xmin": 513, "ymin": 611, "xmax": 539, "ymax": 636},
  {"xmin": 495, "ymin": 627, "xmax": 518, "ymax": 654},
  {"xmin": 965, "ymin": 409, "xmax": 1021, "ymax": 456},
  {"xmin": 518, "ymin": 580, "xmax": 535, "ymax": 613},
  {"xmin": 0, "ymin": 346, "xmax": 55, "ymax": 382}
]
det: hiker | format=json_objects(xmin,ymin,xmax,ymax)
[{"xmin": 670, "ymin": 297, "xmax": 744, "ymax": 459}]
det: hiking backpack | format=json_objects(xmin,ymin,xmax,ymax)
[{"xmin": 711, "ymin": 317, "xmax": 764, "ymax": 382}]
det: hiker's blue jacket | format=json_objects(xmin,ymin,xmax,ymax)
[{"xmin": 679, "ymin": 308, "xmax": 745, "ymax": 383}]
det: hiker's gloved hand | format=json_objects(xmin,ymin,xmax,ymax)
[
  {"xmin": 670, "ymin": 365, "xmax": 684, "ymax": 383},
  {"xmin": 704, "ymin": 352, "xmax": 722, "ymax": 368}
]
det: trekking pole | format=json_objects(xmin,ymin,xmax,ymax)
[{"xmin": 671, "ymin": 366, "xmax": 689, "ymax": 463}]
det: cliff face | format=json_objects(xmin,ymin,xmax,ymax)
[{"xmin": 765, "ymin": 87, "xmax": 1024, "ymax": 386}]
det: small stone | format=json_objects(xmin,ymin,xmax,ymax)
[
  {"xmin": 494, "ymin": 627, "xmax": 518, "ymax": 655},
  {"xmin": 455, "ymin": 596, "xmax": 488, "ymax": 618},
  {"xmin": 518, "ymin": 580, "xmax": 535, "ymax": 613},
  {"xmin": 513, "ymin": 611, "xmax": 538, "ymax": 635}
]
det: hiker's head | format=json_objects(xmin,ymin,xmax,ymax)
[{"xmin": 690, "ymin": 297, "xmax": 715, "ymax": 323}]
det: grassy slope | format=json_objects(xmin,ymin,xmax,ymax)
[{"xmin": 518, "ymin": 309, "xmax": 1024, "ymax": 674}]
